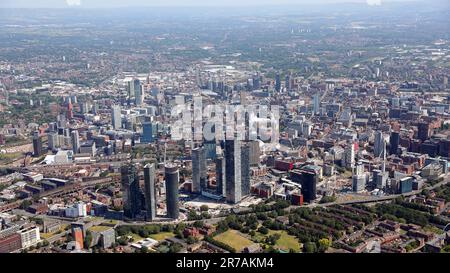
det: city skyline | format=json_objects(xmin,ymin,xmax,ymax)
[{"xmin": 0, "ymin": 0, "xmax": 449, "ymax": 258}]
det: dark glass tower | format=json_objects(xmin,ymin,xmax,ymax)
[
  {"xmin": 215, "ymin": 156, "xmax": 226, "ymax": 196},
  {"xmin": 121, "ymin": 164, "xmax": 141, "ymax": 219},
  {"xmin": 390, "ymin": 131, "xmax": 400, "ymax": 155},
  {"xmin": 32, "ymin": 134, "xmax": 43, "ymax": 157},
  {"xmin": 275, "ymin": 73, "xmax": 281, "ymax": 92},
  {"xmin": 241, "ymin": 143, "xmax": 251, "ymax": 196},
  {"xmin": 192, "ymin": 147, "xmax": 207, "ymax": 193},
  {"xmin": 225, "ymin": 139, "xmax": 241, "ymax": 204},
  {"xmin": 291, "ymin": 170, "xmax": 317, "ymax": 203},
  {"xmin": 165, "ymin": 163, "xmax": 179, "ymax": 219}
]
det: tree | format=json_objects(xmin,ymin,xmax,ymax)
[
  {"xmin": 118, "ymin": 237, "xmax": 128, "ymax": 246},
  {"xmin": 441, "ymin": 245, "xmax": 450, "ymax": 253},
  {"xmin": 303, "ymin": 242, "xmax": 317, "ymax": 253},
  {"xmin": 318, "ymin": 238, "xmax": 332, "ymax": 252},
  {"xmin": 186, "ymin": 236, "xmax": 198, "ymax": 245},
  {"xmin": 258, "ymin": 226, "xmax": 269, "ymax": 235},
  {"xmin": 169, "ymin": 243, "xmax": 182, "ymax": 253},
  {"xmin": 200, "ymin": 205, "xmax": 209, "ymax": 212},
  {"xmin": 266, "ymin": 234, "xmax": 281, "ymax": 245},
  {"xmin": 193, "ymin": 221, "xmax": 204, "ymax": 228},
  {"xmin": 139, "ymin": 229, "xmax": 149, "ymax": 238},
  {"xmin": 140, "ymin": 246, "xmax": 149, "ymax": 253},
  {"xmin": 19, "ymin": 200, "xmax": 32, "ymax": 210}
]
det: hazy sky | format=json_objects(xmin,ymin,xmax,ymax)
[{"xmin": 0, "ymin": 0, "xmax": 421, "ymax": 8}]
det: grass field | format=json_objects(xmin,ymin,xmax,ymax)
[
  {"xmin": 270, "ymin": 230, "xmax": 301, "ymax": 252},
  {"xmin": 89, "ymin": 225, "xmax": 113, "ymax": 233},
  {"xmin": 213, "ymin": 230, "xmax": 254, "ymax": 252},
  {"xmin": 0, "ymin": 152, "xmax": 22, "ymax": 164},
  {"xmin": 149, "ymin": 232, "xmax": 175, "ymax": 241},
  {"xmin": 128, "ymin": 233, "xmax": 144, "ymax": 242},
  {"xmin": 253, "ymin": 230, "xmax": 301, "ymax": 252}
]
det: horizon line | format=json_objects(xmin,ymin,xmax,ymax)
[{"xmin": 0, "ymin": 1, "xmax": 426, "ymax": 10}]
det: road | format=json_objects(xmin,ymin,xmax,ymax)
[{"xmin": 303, "ymin": 174, "xmax": 450, "ymax": 209}]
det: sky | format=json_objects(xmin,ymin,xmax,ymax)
[{"xmin": 0, "ymin": 0, "xmax": 422, "ymax": 8}]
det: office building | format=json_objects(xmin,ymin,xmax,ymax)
[
  {"xmin": 18, "ymin": 226, "xmax": 40, "ymax": 249},
  {"xmin": 48, "ymin": 132, "xmax": 59, "ymax": 151},
  {"xmin": 290, "ymin": 170, "xmax": 317, "ymax": 203},
  {"xmin": 142, "ymin": 122, "xmax": 155, "ymax": 143},
  {"xmin": 99, "ymin": 228, "xmax": 116, "ymax": 249},
  {"xmin": 192, "ymin": 147, "xmax": 207, "ymax": 193},
  {"xmin": 374, "ymin": 130, "xmax": 385, "ymax": 158},
  {"xmin": 215, "ymin": 156, "xmax": 226, "ymax": 196},
  {"xmin": 72, "ymin": 227, "xmax": 84, "ymax": 250},
  {"xmin": 71, "ymin": 130, "xmax": 80, "ymax": 154},
  {"xmin": 390, "ymin": 131, "xmax": 400, "ymax": 155},
  {"xmin": 134, "ymin": 79, "xmax": 143, "ymax": 106},
  {"xmin": 249, "ymin": 141, "xmax": 260, "ymax": 166},
  {"xmin": 225, "ymin": 139, "xmax": 242, "ymax": 204},
  {"xmin": 121, "ymin": 164, "xmax": 141, "ymax": 219},
  {"xmin": 344, "ymin": 142, "xmax": 355, "ymax": 170},
  {"xmin": 275, "ymin": 73, "xmax": 281, "ymax": 92},
  {"xmin": 418, "ymin": 122, "xmax": 431, "ymax": 141},
  {"xmin": 143, "ymin": 163, "xmax": 157, "ymax": 221},
  {"xmin": 241, "ymin": 143, "xmax": 251, "ymax": 197},
  {"xmin": 313, "ymin": 93, "xmax": 320, "ymax": 115},
  {"xmin": 67, "ymin": 99, "xmax": 73, "ymax": 120},
  {"xmin": 165, "ymin": 163, "xmax": 180, "ymax": 219},
  {"xmin": 32, "ymin": 131, "xmax": 43, "ymax": 157},
  {"xmin": 352, "ymin": 174, "xmax": 366, "ymax": 192},
  {"xmin": 111, "ymin": 105, "xmax": 121, "ymax": 130},
  {"xmin": 399, "ymin": 177, "xmax": 413, "ymax": 194}
]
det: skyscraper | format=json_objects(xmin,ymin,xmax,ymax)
[
  {"xmin": 390, "ymin": 131, "xmax": 400, "ymax": 155},
  {"xmin": 417, "ymin": 122, "xmax": 430, "ymax": 141},
  {"xmin": 344, "ymin": 142, "xmax": 355, "ymax": 170},
  {"xmin": 143, "ymin": 163, "xmax": 157, "ymax": 221},
  {"xmin": 71, "ymin": 130, "xmax": 80, "ymax": 154},
  {"xmin": 165, "ymin": 163, "xmax": 179, "ymax": 219},
  {"xmin": 47, "ymin": 132, "xmax": 58, "ymax": 151},
  {"xmin": 275, "ymin": 73, "xmax": 281, "ymax": 92},
  {"xmin": 374, "ymin": 130, "xmax": 385, "ymax": 158},
  {"xmin": 352, "ymin": 174, "xmax": 366, "ymax": 192},
  {"xmin": 32, "ymin": 131, "xmax": 43, "ymax": 157},
  {"xmin": 134, "ymin": 79, "xmax": 143, "ymax": 106},
  {"xmin": 291, "ymin": 170, "xmax": 317, "ymax": 203},
  {"xmin": 249, "ymin": 140, "xmax": 260, "ymax": 166},
  {"xmin": 121, "ymin": 164, "xmax": 141, "ymax": 219},
  {"xmin": 285, "ymin": 73, "xmax": 292, "ymax": 91},
  {"xmin": 215, "ymin": 156, "xmax": 226, "ymax": 196},
  {"xmin": 142, "ymin": 122, "xmax": 155, "ymax": 143},
  {"xmin": 111, "ymin": 105, "xmax": 121, "ymax": 130},
  {"xmin": 241, "ymin": 143, "xmax": 251, "ymax": 197},
  {"xmin": 80, "ymin": 102, "xmax": 89, "ymax": 115},
  {"xmin": 313, "ymin": 93, "xmax": 320, "ymax": 115},
  {"xmin": 192, "ymin": 147, "xmax": 207, "ymax": 193},
  {"xmin": 67, "ymin": 98, "xmax": 73, "ymax": 120},
  {"xmin": 352, "ymin": 163, "xmax": 366, "ymax": 192},
  {"xmin": 225, "ymin": 139, "xmax": 242, "ymax": 204}
]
